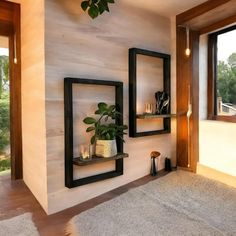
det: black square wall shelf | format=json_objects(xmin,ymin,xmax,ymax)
[
  {"xmin": 129, "ymin": 48, "xmax": 171, "ymax": 137},
  {"xmin": 64, "ymin": 78, "xmax": 125, "ymax": 188}
]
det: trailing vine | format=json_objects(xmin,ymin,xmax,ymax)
[{"xmin": 81, "ymin": 0, "xmax": 115, "ymax": 19}]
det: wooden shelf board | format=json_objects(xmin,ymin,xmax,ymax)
[
  {"xmin": 136, "ymin": 114, "xmax": 176, "ymax": 119},
  {"xmin": 73, "ymin": 153, "xmax": 129, "ymax": 166}
]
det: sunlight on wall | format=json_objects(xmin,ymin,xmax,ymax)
[{"xmin": 199, "ymin": 120, "xmax": 236, "ymax": 177}]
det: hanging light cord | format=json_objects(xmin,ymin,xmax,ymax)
[{"xmin": 14, "ymin": 33, "xmax": 17, "ymax": 64}]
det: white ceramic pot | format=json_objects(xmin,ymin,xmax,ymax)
[{"xmin": 95, "ymin": 139, "xmax": 117, "ymax": 158}]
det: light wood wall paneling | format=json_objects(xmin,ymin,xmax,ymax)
[{"xmin": 45, "ymin": 0, "xmax": 175, "ymax": 214}]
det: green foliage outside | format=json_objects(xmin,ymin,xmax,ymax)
[
  {"xmin": 0, "ymin": 92, "xmax": 10, "ymax": 151},
  {"xmin": 0, "ymin": 55, "xmax": 9, "ymax": 98},
  {"xmin": 0, "ymin": 157, "xmax": 10, "ymax": 172},
  {"xmin": 83, "ymin": 102, "xmax": 128, "ymax": 144},
  {"xmin": 217, "ymin": 53, "xmax": 236, "ymax": 104},
  {"xmin": 0, "ymin": 55, "xmax": 10, "ymax": 172}
]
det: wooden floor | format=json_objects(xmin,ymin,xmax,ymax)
[{"xmin": 0, "ymin": 171, "xmax": 169, "ymax": 236}]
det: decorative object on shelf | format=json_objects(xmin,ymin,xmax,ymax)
[
  {"xmin": 155, "ymin": 91, "xmax": 170, "ymax": 115},
  {"xmin": 150, "ymin": 151, "xmax": 160, "ymax": 176},
  {"xmin": 164, "ymin": 157, "xmax": 172, "ymax": 171},
  {"xmin": 83, "ymin": 102, "xmax": 128, "ymax": 158},
  {"xmin": 96, "ymin": 140, "xmax": 117, "ymax": 158},
  {"xmin": 129, "ymin": 48, "xmax": 171, "ymax": 137},
  {"xmin": 64, "ymin": 78, "xmax": 127, "ymax": 188},
  {"xmin": 145, "ymin": 103, "xmax": 154, "ymax": 114},
  {"xmin": 79, "ymin": 144, "xmax": 91, "ymax": 160},
  {"xmin": 81, "ymin": 0, "xmax": 115, "ymax": 19}
]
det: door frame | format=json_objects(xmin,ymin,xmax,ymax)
[{"xmin": 0, "ymin": 1, "xmax": 22, "ymax": 179}]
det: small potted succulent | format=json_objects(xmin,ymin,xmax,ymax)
[{"xmin": 83, "ymin": 102, "xmax": 127, "ymax": 158}]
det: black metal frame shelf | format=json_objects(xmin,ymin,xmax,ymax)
[
  {"xmin": 129, "ymin": 48, "xmax": 171, "ymax": 137},
  {"xmin": 64, "ymin": 77, "xmax": 125, "ymax": 188},
  {"xmin": 73, "ymin": 153, "xmax": 129, "ymax": 166}
]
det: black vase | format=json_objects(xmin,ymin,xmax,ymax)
[{"xmin": 165, "ymin": 157, "xmax": 172, "ymax": 171}]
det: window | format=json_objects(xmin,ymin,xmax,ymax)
[{"xmin": 208, "ymin": 25, "xmax": 236, "ymax": 122}]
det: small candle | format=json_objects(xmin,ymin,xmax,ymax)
[
  {"xmin": 145, "ymin": 103, "xmax": 153, "ymax": 114},
  {"xmin": 80, "ymin": 145, "xmax": 90, "ymax": 159}
]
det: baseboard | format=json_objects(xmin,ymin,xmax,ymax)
[
  {"xmin": 177, "ymin": 166, "xmax": 193, "ymax": 172},
  {"xmin": 197, "ymin": 163, "xmax": 236, "ymax": 188}
]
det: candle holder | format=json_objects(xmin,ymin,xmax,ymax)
[
  {"xmin": 79, "ymin": 144, "xmax": 92, "ymax": 161},
  {"xmin": 144, "ymin": 103, "xmax": 154, "ymax": 114}
]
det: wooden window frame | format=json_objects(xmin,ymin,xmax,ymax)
[{"xmin": 208, "ymin": 24, "xmax": 236, "ymax": 123}]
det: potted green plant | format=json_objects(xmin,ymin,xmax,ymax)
[{"xmin": 83, "ymin": 102, "xmax": 128, "ymax": 158}]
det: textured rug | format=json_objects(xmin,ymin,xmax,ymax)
[
  {"xmin": 67, "ymin": 171, "xmax": 236, "ymax": 236},
  {"xmin": 0, "ymin": 213, "xmax": 39, "ymax": 236}
]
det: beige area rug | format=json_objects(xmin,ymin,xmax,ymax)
[
  {"xmin": 67, "ymin": 171, "xmax": 236, "ymax": 236},
  {"xmin": 0, "ymin": 213, "xmax": 39, "ymax": 236}
]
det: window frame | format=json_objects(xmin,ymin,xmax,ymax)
[{"xmin": 208, "ymin": 24, "xmax": 236, "ymax": 123}]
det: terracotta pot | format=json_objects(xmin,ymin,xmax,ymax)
[{"xmin": 95, "ymin": 140, "xmax": 117, "ymax": 158}]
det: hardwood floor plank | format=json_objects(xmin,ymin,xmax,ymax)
[{"xmin": 0, "ymin": 170, "xmax": 170, "ymax": 235}]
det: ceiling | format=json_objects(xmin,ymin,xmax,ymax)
[{"xmin": 123, "ymin": 0, "xmax": 208, "ymax": 17}]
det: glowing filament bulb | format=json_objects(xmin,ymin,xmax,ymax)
[{"xmin": 185, "ymin": 27, "xmax": 191, "ymax": 57}]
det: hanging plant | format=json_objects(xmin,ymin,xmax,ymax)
[{"xmin": 81, "ymin": 0, "xmax": 115, "ymax": 19}]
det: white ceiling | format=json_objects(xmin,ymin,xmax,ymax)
[{"xmin": 123, "ymin": 0, "xmax": 209, "ymax": 17}]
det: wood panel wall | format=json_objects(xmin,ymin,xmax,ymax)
[{"xmin": 45, "ymin": 0, "xmax": 175, "ymax": 214}]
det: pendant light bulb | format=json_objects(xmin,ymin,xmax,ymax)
[
  {"xmin": 185, "ymin": 48, "xmax": 191, "ymax": 57},
  {"xmin": 14, "ymin": 34, "xmax": 18, "ymax": 64},
  {"xmin": 185, "ymin": 27, "xmax": 191, "ymax": 57}
]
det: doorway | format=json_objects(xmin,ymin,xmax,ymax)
[
  {"xmin": 0, "ymin": 36, "xmax": 10, "ymax": 176},
  {"xmin": 0, "ymin": 1, "xmax": 22, "ymax": 180}
]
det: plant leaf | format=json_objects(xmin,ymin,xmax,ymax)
[
  {"xmin": 98, "ymin": 102, "xmax": 107, "ymax": 111},
  {"xmin": 105, "ymin": 133, "xmax": 110, "ymax": 140},
  {"xmin": 81, "ymin": 1, "xmax": 89, "ymax": 11},
  {"xmin": 91, "ymin": 135, "xmax": 96, "ymax": 145},
  {"xmin": 108, "ymin": 105, "xmax": 116, "ymax": 114},
  {"xmin": 83, "ymin": 117, "xmax": 96, "ymax": 124},
  {"xmin": 95, "ymin": 110, "xmax": 101, "ymax": 115},
  {"xmin": 106, "ymin": 0, "xmax": 115, "ymax": 3},
  {"xmin": 86, "ymin": 126, "xmax": 95, "ymax": 132},
  {"xmin": 97, "ymin": 1, "xmax": 106, "ymax": 14},
  {"xmin": 88, "ymin": 4, "xmax": 99, "ymax": 19}
]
